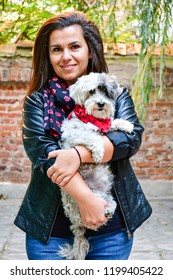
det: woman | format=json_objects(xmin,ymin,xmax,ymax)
[{"xmin": 14, "ymin": 11, "xmax": 152, "ymax": 260}]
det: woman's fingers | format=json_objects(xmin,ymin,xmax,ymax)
[
  {"xmin": 48, "ymin": 150, "xmax": 59, "ymax": 159},
  {"xmin": 47, "ymin": 148, "xmax": 81, "ymax": 184}
]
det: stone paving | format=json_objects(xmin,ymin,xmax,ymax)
[{"xmin": 0, "ymin": 181, "xmax": 173, "ymax": 260}]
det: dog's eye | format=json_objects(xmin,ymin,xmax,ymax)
[
  {"xmin": 89, "ymin": 89, "xmax": 95, "ymax": 94},
  {"xmin": 98, "ymin": 84, "xmax": 104, "ymax": 91},
  {"xmin": 98, "ymin": 84, "xmax": 108, "ymax": 95}
]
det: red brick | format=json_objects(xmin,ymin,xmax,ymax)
[
  {"xmin": 146, "ymin": 155, "xmax": 157, "ymax": 160},
  {"xmin": 136, "ymin": 162, "xmax": 159, "ymax": 168},
  {"xmin": 154, "ymin": 128, "xmax": 172, "ymax": 135},
  {"xmin": 0, "ymin": 47, "xmax": 173, "ymax": 183}
]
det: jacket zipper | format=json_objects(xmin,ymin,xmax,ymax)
[
  {"xmin": 47, "ymin": 199, "xmax": 62, "ymax": 243},
  {"xmin": 113, "ymin": 185, "xmax": 132, "ymax": 239}
]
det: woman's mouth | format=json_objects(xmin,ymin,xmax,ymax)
[{"xmin": 61, "ymin": 64, "xmax": 76, "ymax": 71}]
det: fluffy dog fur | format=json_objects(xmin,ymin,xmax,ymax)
[{"xmin": 58, "ymin": 72, "xmax": 134, "ymax": 260}]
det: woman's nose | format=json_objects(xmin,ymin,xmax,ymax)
[{"xmin": 62, "ymin": 49, "xmax": 71, "ymax": 60}]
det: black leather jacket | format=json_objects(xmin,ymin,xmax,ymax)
[{"xmin": 14, "ymin": 88, "xmax": 152, "ymax": 243}]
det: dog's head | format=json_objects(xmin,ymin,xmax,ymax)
[{"xmin": 69, "ymin": 72, "xmax": 122, "ymax": 119}]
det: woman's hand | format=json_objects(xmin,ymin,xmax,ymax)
[
  {"xmin": 47, "ymin": 148, "xmax": 80, "ymax": 187},
  {"xmin": 78, "ymin": 193, "xmax": 108, "ymax": 229}
]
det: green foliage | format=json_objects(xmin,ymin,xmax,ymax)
[
  {"xmin": 0, "ymin": 0, "xmax": 138, "ymax": 44},
  {"xmin": 132, "ymin": 0, "xmax": 173, "ymax": 121},
  {"xmin": 0, "ymin": 1, "xmax": 57, "ymax": 43},
  {"xmin": 135, "ymin": 0, "xmax": 172, "ymax": 49},
  {"xmin": 1, "ymin": 0, "xmax": 172, "ymax": 46},
  {"xmin": 0, "ymin": 0, "xmax": 173, "ymax": 121}
]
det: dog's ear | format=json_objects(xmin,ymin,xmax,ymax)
[
  {"xmin": 68, "ymin": 80, "xmax": 84, "ymax": 105},
  {"xmin": 105, "ymin": 75, "xmax": 122, "ymax": 100}
]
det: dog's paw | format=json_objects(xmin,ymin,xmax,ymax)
[
  {"xmin": 104, "ymin": 200, "xmax": 117, "ymax": 219},
  {"xmin": 92, "ymin": 147, "xmax": 104, "ymax": 163},
  {"xmin": 111, "ymin": 118, "xmax": 134, "ymax": 134},
  {"xmin": 90, "ymin": 136, "xmax": 105, "ymax": 163}
]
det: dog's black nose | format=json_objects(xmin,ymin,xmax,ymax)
[{"xmin": 97, "ymin": 102, "xmax": 105, "ymax": 108}]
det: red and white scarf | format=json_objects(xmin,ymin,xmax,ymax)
[{"xmin": 68, "ymin": 104, "xmax": 112, "ymax": 133}]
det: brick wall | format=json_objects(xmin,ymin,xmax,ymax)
[
  {"xmin": 0, "ymin": 45, "xmax": 32, "ymax": 183},
  {"xmin": 132, "ymin": 90, "xmax": 173, "ymax": 180},
  {"xmin": 0, "ymin": 44, "xmax": 172, "ymax": 183},
  {"xmin": 109, "ymin": 58, "xmax": 173, "ymax": 180}
]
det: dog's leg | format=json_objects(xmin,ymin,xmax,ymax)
[
  {"xmin": 81, "ymin": 164, "xmax": 117, "ymax": 223},
  {"xmin": 111, "ymin": 118, "xmax": 134, "ymax": 133},
  {"xmin": 104, "ymin": 197, "xmax": 117, "ymax": 219},
  {"xmin": 92, "ymin": 190, "xmax": 117, "ymax": 221}
]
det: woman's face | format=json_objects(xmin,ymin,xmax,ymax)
[{"xmin": 49, "ymin": 25, "xmax": 91, "ymax": 85}]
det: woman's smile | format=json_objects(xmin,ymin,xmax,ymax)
[{"xmin": 61, "ymin": 64, "xmax": 77, "ymax": 70}]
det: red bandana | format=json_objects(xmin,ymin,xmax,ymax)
[{"xmin": 68, "ymin": 104, "xmax": 112, "ymax": 133}]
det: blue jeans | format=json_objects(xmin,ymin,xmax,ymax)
[{"xmin": 26, "ymin": 230, "xmax": 133, "ymax": 260}]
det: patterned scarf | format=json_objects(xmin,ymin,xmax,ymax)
[
  {"xmin": 68, "ymin": 104, "xmax": 112, "ymax": 133},
  {"xmin": 43, "ymin": 75, "xmax": 75, "ymax": 138}
]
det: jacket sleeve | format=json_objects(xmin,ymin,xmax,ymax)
[
  {"xmin": 106, "ymin": 87, "xmax": 144, "ymax": 161},
  {"xmin": 22, "ymin": 92, "xmax": 61, "ymax": 174}
]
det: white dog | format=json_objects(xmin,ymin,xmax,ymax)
[{"xmin": 58, "ymin": 72, "xmax": 134, "ymax": 259}]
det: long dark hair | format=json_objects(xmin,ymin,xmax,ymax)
[{"xmin": 27, "ymin": 11, "xmax": 108, "ymax": 95}]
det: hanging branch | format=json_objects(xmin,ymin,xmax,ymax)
[{"xmin": 131, "ymin": 0, "xmax": 173, "ymax": 121}]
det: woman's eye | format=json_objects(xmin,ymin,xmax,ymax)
[
  {"xmin": 71, "ymin": 44, "xmax": 80, "ymax": 50},
  {"xmin": 53, "ymin": 47, "xmax": 61, "ymax": 52}
]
